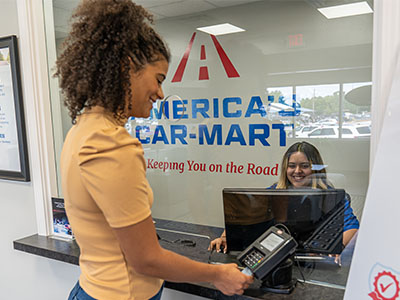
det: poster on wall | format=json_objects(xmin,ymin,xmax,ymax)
[{"xmin": 0, "ymin": 35, "xmax": 29, "ymax": 181}]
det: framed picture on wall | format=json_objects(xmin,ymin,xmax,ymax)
[{"xmin": 0, "ymin": 35, "xmax": 29, "ymax": 181}]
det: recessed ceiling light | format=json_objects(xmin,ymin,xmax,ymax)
[
  {"xmin": 196, "ymin": 23, "xmax": 245, "ymax": 36},
  {"xmin": 318, "ymin": 1, "xmax": 373, "ymax": 19}
]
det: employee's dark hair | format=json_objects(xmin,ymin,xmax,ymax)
[
  {"xmin": 277, "ymin": 141, "xmax": 329, "ymax": 189},
  {"xmin": 55, "ymin": 0, "xmax": 170, "ymax": 123}
]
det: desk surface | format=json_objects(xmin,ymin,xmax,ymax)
[{"xmin": 14, "ymin": 218, "xmax": 351, "ymax": 300}]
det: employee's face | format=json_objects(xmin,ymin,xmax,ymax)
[
  {"xmin": 128, "ymin": 58, "xmax": 169, "ymax": 118},
  {"xmin": 286, "ymin": 151, "xmax": 313, "ymax": 188}
]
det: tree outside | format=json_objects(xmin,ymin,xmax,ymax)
[
  {"xmin": 300, "ymin": 91, "xmax": 370, "ymax": 121},
  {"xmin": 267, "ymin": 88, "xmax": 371, "ymax": 126}
]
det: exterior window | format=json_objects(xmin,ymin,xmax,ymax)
[
  {"xmin": 357, "ymin": 126, "xmax": 371, "ymax": 134},
  {"xmin": 342, "ymin": 128, "xmax": 352, "ymax": 135},
  {"xmin": 321, "ymin": 128, "xmax": 335, "ymax": 136}
]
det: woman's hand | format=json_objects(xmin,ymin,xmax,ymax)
[
  {"xmin": 213, "ymin": 263, "xmax": 253, "ymax": 296},
  {"xmin": 208, "ymin": 236, "xmax": 227, "ymax": 253},
  {"xmin": 208, "ymin": 230, "xmax": 227, "ymax": 253},
  {"xmin": 328, "ymin": 254, "xmax": 342, "ymax": 266}
]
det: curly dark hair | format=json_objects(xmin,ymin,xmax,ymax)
[{"xmin": 55, "ymin": 0, "xmax": 171, "ymax": 123}]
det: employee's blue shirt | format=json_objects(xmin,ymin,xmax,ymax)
[{"xmin": 267, "ymin": 184, "xmax": 360, "ymax": 232}]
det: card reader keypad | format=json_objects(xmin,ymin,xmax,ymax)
[
  {"xmin": 237, "ymin": 226, "xmax": 298, "ymax": 280},
  {"xmin": 243, "ymin": 249, "xmax": 265, "ymax": 270}
]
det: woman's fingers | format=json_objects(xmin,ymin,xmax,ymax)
[{"xmin": 208, "ymin": 238, "xmax": 222, "ymax": 251}]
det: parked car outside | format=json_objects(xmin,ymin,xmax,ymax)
[
  {"xmin": 307, "ymin": 125, "xmax": 370, "ymax": 138},
  {"xmin": 314, "ymin": 118, "xmax": 338, "ymax": 126},
  {"xmin": 350, "ymin": 125, "xmax": 371, "ymax": 137},
  {"xmin": 295, "ymin": 125, "xmax": 318, "ymax": 138}
]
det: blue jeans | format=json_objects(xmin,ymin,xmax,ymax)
[
  {"xmin": 67, "ymin": 282, "xmax": 96, "ymax": 300},
  {"xmin": 149, "ymin": 283, "xmax": 164, "ymax": 300},
  {"xmin": 68, "ymin": 281, "xmax": 164, "ymax": 300}
]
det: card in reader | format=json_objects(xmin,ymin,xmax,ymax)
[{"xmin": 237, "ymin": 226, "xmax": 297, "ymax": 280}]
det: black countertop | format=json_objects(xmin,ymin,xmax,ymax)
[{"xmin": 14, "ymin": 218, "xmax": 349, "ymax": 300}]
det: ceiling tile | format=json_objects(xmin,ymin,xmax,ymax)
[
  {"xmin": 205, "ymin": 0, "xmax": 262, "ymax": 7},
  {"xmin": 148, "ymin": 0, "xmax": 217, "ymax": 18},
  {"xmin": 134, "ymin": 0, "xmax": 185, "ymax": 9}
]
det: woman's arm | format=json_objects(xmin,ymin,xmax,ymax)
[
  {"xmin": 343, "ymin": 228, "xmax": 358, "ymax": 246},
  {"xmin": 343, "ymin": 193, "xmax": 359, "ymax": 246},
  {"xmin": 113, "ymin": 217, "xmax": 253, "ymax": 296}
]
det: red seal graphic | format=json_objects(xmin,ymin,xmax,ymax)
[{"xmin": 369, "ymin": 271, "xmax": 400, "ymax": 300}]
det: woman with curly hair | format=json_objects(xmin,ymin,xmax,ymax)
[
  {"xmin": 209, "ymin": 141, "xmax": 359, "ymax": 253},
  {"xmin": 57, "ymin": 1, "xmax": 253, "ymax": 299}
]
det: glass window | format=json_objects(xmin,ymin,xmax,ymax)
[
  {"xmin": 309, "ymin": 129, "xmax": 322, "ymax": 136},
  {"xmin": 321, "ymin": 128, "xmax": 335, "ymax": 136},
  {"xmin": 43, "ymin": 0, "xmax": 373, "ymax": 288},
  {"xmin": 357, "ymin": 126, "xmax": 371, "ymax": 134},
  {"xmin": 296, "ymin": 84, "xmax": 340, "ymax": 128},
  {"xmin": 45, "ymin": 0, "xmax": 372, "ymax": 226},
  {"xmin": 342, "ymin": 128, "xmax": 352, "ymax": 135}
]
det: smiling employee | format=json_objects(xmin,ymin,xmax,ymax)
[{"xmin": 209, "ymin": 141, "xmax": 359, "ymax": 253}]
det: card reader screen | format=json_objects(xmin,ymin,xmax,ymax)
[{"xmin": 260, "ymin": 233, "xmax": 284, "ymax": 251}]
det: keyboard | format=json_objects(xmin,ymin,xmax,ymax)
[{"xmin": 302, "ymin": 204, "xmax": 345, "ymax": 254}]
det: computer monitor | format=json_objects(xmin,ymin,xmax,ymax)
[{"xmin": 222, "ymin": 188, "xmax": 346, "ymax": 255}]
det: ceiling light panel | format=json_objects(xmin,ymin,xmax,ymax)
[
  {"xmin": 317, "ymin": 1, "xmax": 373, "ymax": 19},
  {"xmin": 197, "ymin": 23, "xmax": 245, "ymax": 36}
]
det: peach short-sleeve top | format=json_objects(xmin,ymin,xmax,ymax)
[{"xmin": 61, "ymin": 107, "xmax": 163, "ymax": 300}]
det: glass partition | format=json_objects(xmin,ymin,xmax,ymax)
[{"xmin": 44, "ymin": 0, "xmax": 372, "ymax": 240}]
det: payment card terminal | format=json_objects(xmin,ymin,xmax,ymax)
[{"xmin": 237, "ymin": 226, "xmax": 297, "ymax": 280}]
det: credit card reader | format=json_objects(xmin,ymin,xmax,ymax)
[{"xmin": 237, "ymin": 226, "xmax": 297, "ymax": 280}]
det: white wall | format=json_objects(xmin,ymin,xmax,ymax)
[{"xmin": 0, "ymin": 1, "xmax": 81, "ymax": 299}]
